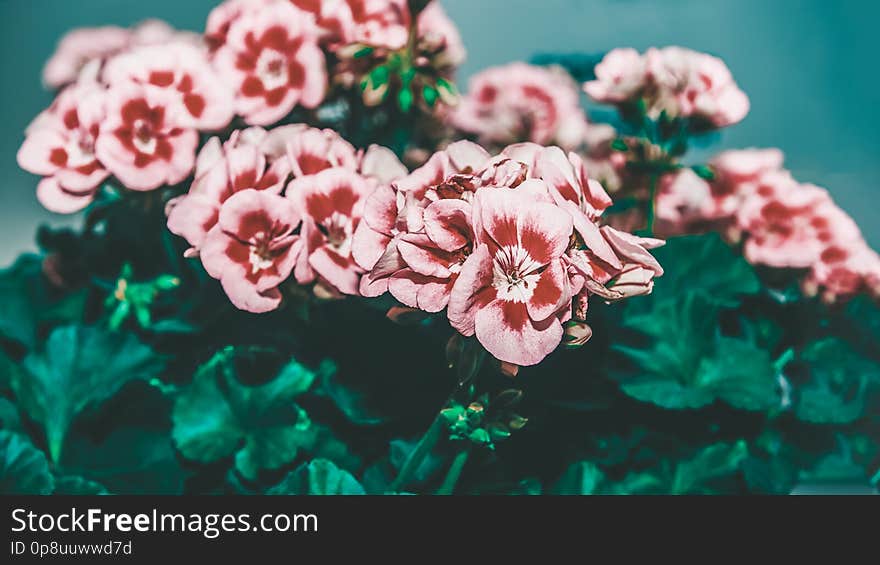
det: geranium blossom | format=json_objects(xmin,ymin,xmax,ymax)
[
  {"xmin": 43, "ymin": 19, "xmax": 197, "ymax": 89},
  {"xmin": 453, "ymin": 63, "xmax": 589, "ymax": 149},
  {"xmin": 213, "ymin": 1, "xmax": 327, "ymax": 125},
  {"xmin": 166, "ymin": 128, "xmax": 290, "ymax": 254},
  {"xmin": 95, "ymin": 82, "xmax": 199, "ymax": 191},
  {"xmin": 200, "ymin": 189, "xmax": 302, "ymax": 312},
  {"xmin": 584, "ymin": 46, "xmax": 749, "ymax": 128},
  {"xmin": 447, "ymin": 185, "xmax": 574, "ymax": 366},
  {"xmin": 287, "ymin": 167, "xmax": 375, "ymax": 295},
  {"xmin": 17, "ymin": 83, "xmax": 108, "ymax": 213},
  {"xmin": 102, "ymin": 42, "xmax": 234, "ymax": 131}
]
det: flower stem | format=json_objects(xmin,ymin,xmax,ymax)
[
  {"xmin": 645, "ymin": 172, "xmax": 659, "ymax": 235},
  {"xmin": 388, "ymin": 413, "xmax": 445, "ymax": 493},
  {"xmin": 436, "ymin": 448, "xmax": 470, "ymax": 495}
]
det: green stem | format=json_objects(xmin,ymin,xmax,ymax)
[
  {"xmin": 645, "ymin": 172, "xmax": 659, "ymax": 235},
  {"xmin": 436, "ymin": 448, "xmax": 470, "ymax": 495},
  {"xmin": 388, "ymin": 413, "xmax": 445, "ymax": 493}
]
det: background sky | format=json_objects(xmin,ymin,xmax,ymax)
[{"xmin": 1, "ymin": 0, "xmax": 877, "ymax": 265}]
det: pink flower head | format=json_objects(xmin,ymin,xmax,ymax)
[
  {"xmin": 453, "ymin": 63, "xmax": 589, "ymax": 149},
  {"xmin": 646, "ymin": 46, "xmax": 749, "ymax": 127},
  {"xmin": 261, "ymin": 125, "xmax": 359, "ymax": 177},
  {"xmin": 17, "ymin": 83, "xmax": 108, "ymax": 213},
  {"xmin": 447, "ymin": 184, "xmax": 574, "ymax": 366},
  {"xmin": 711, "ymin": 148, "xmax": 785, "ymax": 185},
  {"xmin": 654, "ymin": 168, "xmax": 716, "ymax": 235},
  {"xmin": 95, "ymin": 82, "xmax": 199, "ymax": 191},
  {"xmin": 43, "ymin": 19, "xmax": 197, "ymax": 89},
  {"xmin": 531, "ymin": 146, "xmax": 619, "ymax": 267},
  {"xmin": 586, "ymin": 46, "xmax": 749, "ymax": 128},
  {"xmin": 200, "ymin": 189, "xmax": 302, "ymax": 312},
  {"xmin": 416, "ymin": 1, "xmax": 466, "ymax": 68},
  {"xmin": 166, "ymin": 130, "xmax": 290, "ymax": 254},
  {"xmin": 738, "ymin": 183, "xmax": 836, "ymax": 269},
  {"xmin": 386, "ymin": 198, "xmax": 476, "ymax": 312},
  {"xmin": 287, "ymin": 167, "xmax": 374, "ymax": 295},
  {"xmin": 43, "ymin": 26, "xmax": 132, "ymax": 89},
  {"xmin": 102, "ymin": 42, "xmax": 234, "ymax": 131},
  {"xmin": 583, "ymin": 48, "xmax": 647, "ymax": 103},
  {"xmin": 214, "ymin": 1, "xmax": 327, "ymax": 125}
]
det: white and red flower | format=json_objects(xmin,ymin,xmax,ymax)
[
  {"xmin": 43, "ymin": 19, "xmax": 197, "ymax": 89},
  {"xmin": 17, "ymin": 83, "xmax": 108, "ymax": 213},
  {"xmin": 200, "ymin": 189, "xmax": 302, "ymax": 312},
  {"xmin": 213, "ymin": 1, "xmax": 327, "ymax": 125},
  {"xmin": 166, "ymin": 129, "xmax": 290, "ymax": 254},
  {"xmin": 95, "ymin": 82, "xmax": 199, "ymax": 191},
  {"xmin": 261, "ymin": 124, "xmax": 359, "ymax": 177},
  {"xmin": 102, "ymin": 42, "xmax": 234, "ymax": 131},
  {"xmin": 287, "ymin": 167, "xmax": 374, "ymax": 295},
  {"xmin": 585, "ymin": 46, "xmax": 749, "ymax": 128},
  {"xmin": 453, "ymin": 63, "xmax": 590, "ymax": 149},
  {"xmin": 447, "ymin": 185, "xmax": 574, "ymax": 366}
]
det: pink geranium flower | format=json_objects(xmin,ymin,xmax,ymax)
[
  {"xmin": 352, "ymin": 141, "xmax": 492, "ymax": 295},
  {"xmin": 213, "ymin": 1, "xmax": 327, "ymax": 125},
  {"xmin": 447, "ymin": 185, "xmax": 574, "ymax": 366},
  {"xmin": 200, "ymin": 189, "xmax": 302, "ymax": 312},
  {"xmin": 43, "ymin": 19, "xmax": 197, "ymax": 89},
  {"xmin": 738, "ymin": 183, "xmax": 834, "ymax": 269},
  {"xmin": 583, "ymin": 48, "xmax": 646, "ymax": 103},
  {"xmin": 453, "ymin": 63, "xmax": 590, "ymax": 149},
  {"xmin": 166, "ymin": 129, "xmax": 290, "ymax": 254},
  {"xmin": 585, "ymin": 46, "xmax": 749, "ymax": 128},
  {"xmin": 260, "ymin": 125, "xmax": 359, "ymax": 177},
  {"xmin": 387, "ymin": 198, "xmax": 475, "ymax": 312},
  {"xmin": 102, "ymin": 42, "xmax": 234, "ymax": 131},
  {"xmin": 95, "ymin": 82, "xmax": 199, "ymax": 191},
  {"xmin": 17, "ymin": 83, "xmax": 109, "ymax": 213},
  {"xmin": 287, "ymin": 167, "xmax": 374, "ymax": 295}
]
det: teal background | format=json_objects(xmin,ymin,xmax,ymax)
[{"xmin": 1, "ymin": 0, "xmax": 877, "ymax": 265}]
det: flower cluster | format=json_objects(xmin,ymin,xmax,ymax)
[
  {"xmin": 20, "ymin": 1, "xmax": 464, "ymax": 213},
  {"xmin": 168, "ymin": 124, "xmax": 407, "ymax": 311},
  {"xmin": 584, "ymin": 46, "xmax": 749, "ymax": 129},
  {"xmin": 452, "ymin": 63, "xmax": 589, "ymax": 150},
  {"xmin": 353, "ymin": 140, "xmax": 663, "ymax": 366},
  {"xmin": 19, "ymin": 20, "xmax": 229, "ymax": 211},
  {"xmin": 656, "ymin": 149, "xmax": 880, "ymax": 302}
]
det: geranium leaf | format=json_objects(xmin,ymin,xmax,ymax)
[
  {"xmin": 0, "ymin": 431, "xmax": 54, "ymax": 494},
  {"xmin": 793, "ymin": 338, "xmax": 879, "ymax": 424},
  {"xmin": 172, "ymin": 349, "xmax": 320, "ymax": 480},
  {"xmin": 267, "ymin": 459, "xmax": 365, "ymax": 495},
  {"xmin": 15, "ymin": 325, "xmax": 164, "ymax": 464}
]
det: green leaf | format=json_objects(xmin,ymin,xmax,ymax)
[
  {"xmin": 550, "ymin": 461, "xmax": 605, "ymax": 494},
  {"xmin": 793, "ymin": 338, "xmax": 878, "ymax": 424},
  {"xmin": 267, "ymin": 459, "xmax": 365, "ymax": 495},
  {"xmin": 0, "ymin": 431, "xmax": 54, "ymax": 494},
  {"xmin": 0, "ymin": 397, "xmax": 23, "ymax": 433},
  {"xmin": 172, "ymin": 350, "xmax": 319, "ymax": 480},
  {"xmin": 648, "ymin": 234, "xmax": 761, "ymax": 308},
  {"xmin": 693, "ymin": 337, "xmax": 780, "ymax": 411},
  {"xmin": 612, "ymin": 293, "xmax": 720, "ymax": 409},
  {"xmin": 353, "ymin": 46, "xmax": 374, "ymax": 59},
  {"xmin": 610, "ymin": 138, "xmax": 628, "ymax": 152},
  {"xmin": 16, "ymin": 325, "xmax": 165, "ymax": 464},
  {"xmin": 613, "ymin": 292, "xmax": 780, "ymax": 411},
  {"xmin": 319, "ymin": 361, "xmax": 389, "ymax": 426},
  {"xmin": 53, "ymin": 475, "xmax": 109, "ymax": 495},
  {"xmin": 670, "ymin": 440, "xmax": 748, "ymax": 494},
  {"xmin": 0, "ymin": 255, "xmax": 85, "ymax": 349},
  {"xmin": 62, "ymin": 426, "xmax": 186, "ymax": 494}
]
